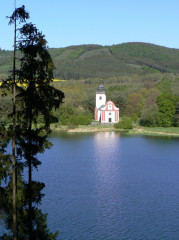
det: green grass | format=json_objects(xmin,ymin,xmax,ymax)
[
  {"xmin": 129, "ymin": 127, "xmax": 179, "ymax": 137},
  {"xmin": 142, "ymin": 127, "xmax": 179, "ymax": 134}
]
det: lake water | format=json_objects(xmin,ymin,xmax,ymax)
[{"xmin": 1, "ymin": 132, "xmax": 179, "ymax": 239}]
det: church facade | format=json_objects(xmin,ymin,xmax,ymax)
[{"xmin": 94, "ymin": 85, "xmax": 119, "ymax": 124}]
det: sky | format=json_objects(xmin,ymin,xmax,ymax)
[{"xmin": 0, "ymin": 0, "xmax": 179, "ymax": 50}]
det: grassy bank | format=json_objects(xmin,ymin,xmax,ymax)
[
  {"xmin": 127, "ymin": 127, "xmax": 179, "ymax": 137},
  {"xmin": 50, "ymin": 124, "xmax": 179, "ymax": 137}
]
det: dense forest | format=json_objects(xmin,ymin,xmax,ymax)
[{"xmin": 1, "ymin": 42, "xmax": 179, "ymax": 80}]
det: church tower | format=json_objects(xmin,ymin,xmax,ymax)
[
  {"xmin": 94, "ymin": 84, "xmax": 106, "ymax": 121},
  {"xmin": 96, "ymin": 84, "xmax": 106, "ymax": 108}
]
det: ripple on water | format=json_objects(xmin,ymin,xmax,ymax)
[{"xmin": 1, "ymin": 133, "xmax": 179, "ymax": 239}]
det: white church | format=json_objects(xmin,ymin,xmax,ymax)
[{"xmin": 94, "ymin": 84, "xmax": 119, "ymax": 124}]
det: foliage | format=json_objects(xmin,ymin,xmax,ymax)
[
  {"xmin": 1, "ymin": 43, "xmax": 179, "ymax": 80},
  {"xmin": 174, "ymin": 102, "xmax": 179, "ymax": 127},
  {"xmin": 58, "ymin": 103, "xmax": 74, "ymax": 125},
  {"xmin": 156, "ymin": 78, "xmax": 172, "ymax": 94},
  {"xmin": 106, "ymin": 85, "xmax": 128, "ymax": 116},
  {"xmin": 70, "ymin": 113, "xmax": 92, "ymax": 126},
  {"xmin": 156, "ymin": 94, "xmax": 179, "ymax": 127},
  {"xmin": 140, "ymin": 104, "xmax": 159, "ymax": 126},
  {"xmin": 0, "ymin": 5, "xmax": 64, "ymax": 240},
  {"xmin": 0, "ymin": 94, "xmax": 12, "ymax": 124},
  {"xmin": 141, "ymin": 65, "xmax": 160, "ymax": 73},
  {"xmin": 0, "ymin": 129, "xmax": 59, "ymax": 240},
  {"xmin": 0, "ymin": 125, "xmax": 11, "ymax": 185},
  {"xmin": 1, "ymin": 74, "xmax": 179, "ymax": 128},
  {"xmin": 143, "ymin": 88, "xmax": 160, "ymax": 107},
  {"xmin": 11, "ymin": 22, "xmax": 64, "ymax": 130},
  {"xmin": 114, "ymin": 116, "xmax": 133, "ymax": 129},
  {"xmin": 126, "ymin": 92, "xmax": 144, "ymax": 117},
  {"xmin": 58, "ymin": 103, "xmax": 92, "ymax": 126}
]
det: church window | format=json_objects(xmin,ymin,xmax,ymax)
[
  {"xmin": 109, "ymin": 112, "xmax": 111, "ymax": 115},
  {"xmin": 99, "ymin": 96, "xmax": 102, "ymax": 100}
]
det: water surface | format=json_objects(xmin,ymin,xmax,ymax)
[
  {"xmin": 1, "ymin": 132, "xmax": 179, "ymax": 239},
  {"xmin": 36, "ymin": 132, "xmax": 179, "ymax": 240}
]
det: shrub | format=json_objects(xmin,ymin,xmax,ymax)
[
  {"xmin": 71, "ymin": 113, "xmax": 92, "ymax": 125},
  {"xmin": 114, "ymin": 116, "xmax": 133, "ymax": 129},
  {"xmin": 59, "ymin": 103, "xmax": 74, "ymax": 125}
]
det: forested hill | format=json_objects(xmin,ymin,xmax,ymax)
[{"xmin": 1, "ymin": 42, "xmax": 179, "ymax": 80}]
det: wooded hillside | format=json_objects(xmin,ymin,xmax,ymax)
[{"xmin": 1, "ymin": 42, "xmax": 179, "ymax": 80}]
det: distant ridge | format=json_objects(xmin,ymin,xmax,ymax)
[{"xmin": 1, "ymin": 42, "xmax": 179, "ymax": 80}]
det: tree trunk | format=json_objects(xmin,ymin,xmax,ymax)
[
  {"xmin": 12, "ymin": 14, "xmax": 17, "ymax": 240},
  {"xmin": 28, "ymin": 110, "xmax": 33, "ymax": 240}
]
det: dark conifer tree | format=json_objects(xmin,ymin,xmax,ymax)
[{"xmin": 0, "ymin": 4, "xmax": 64, "ymax": 240}]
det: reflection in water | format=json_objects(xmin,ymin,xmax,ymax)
[
  {"xmin": 93, "ymin": 132, "xmax": 122, "ymax": 232},
  {"xmin": 94, "ymin": 132, "xmax": 120, "ymax": 182},
  {"xmin": 94, "ymin": 131, "xmax": 120, "ymax": 142},
  {"xmin": 2, "ymin": 131, "xmax": 179, "ymax": 239}
]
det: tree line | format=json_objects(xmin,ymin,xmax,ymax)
[{"xmin": 1, "ymin": 42, "xmax": 179, "ymax": 81}]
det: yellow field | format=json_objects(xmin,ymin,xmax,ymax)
[
  {"xmin": 53, "ymin": 79, "xmax": 66, "ymax": 82},
  {"xmin": 0, "ymin": 79, "xmax": 66, "ymax": 87}
]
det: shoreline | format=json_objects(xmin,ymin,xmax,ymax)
[{"xmin": 51, "ymin": 126, "xmax": 179, "ymax": 137}]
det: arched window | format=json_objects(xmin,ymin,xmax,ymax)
[{"xmin": 99, "ymin": 96, "xmax": 102, "ymax": 100}]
